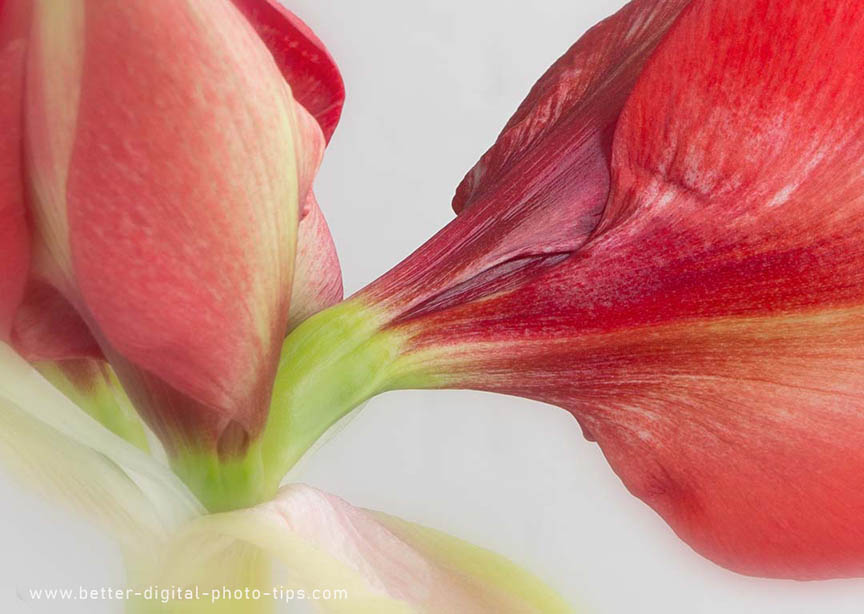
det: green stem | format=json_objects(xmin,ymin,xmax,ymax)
[
  {"xmin": 259, "ymin": 299, "xmax": 408, "ymax": 481},
  {"xmin": 169, "ymin": 441, "xmax": 273, "ymax": 513},
  {"xmin": 170, "ymin": 298, "xmax": 427, "ymax": 512}
]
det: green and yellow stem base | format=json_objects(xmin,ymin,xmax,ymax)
[
  {"xmin": 261, "ymin": 300, "xmax": 412, "ymax": 480},
  {"xmin": 170, "ymin": 299, "xmax": 425, "ymax": 512}
]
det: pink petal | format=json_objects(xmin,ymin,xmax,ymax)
[
  {"xmin": 286, "ymin": 100, "xmax": 343, "ymax": 327},
  {"xmin": 206, "ymin": 484, "xmax": 571, "ymax": 613},
  {"xmin": 230, "ymin": 0, "xmax": 345, "ymax": 141},
  {"xmin": 27, "ymin": 0, "xmax": 301, "ymax": 453},
  {"xmin": 0, "ymin": 0, "xmax": 31, "ymax": 340},
  {"xmin": 288, "ymin": 193, "xmax": 343, "ymax": 330},
  {"xmin": 293, "ymin": 101, "xmax": 326, "ymax": 220}
]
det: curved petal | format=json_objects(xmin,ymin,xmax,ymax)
[
  {"xmin": 452, "ymin": 0, "xmax": 689, "ymax": 215},
  {"xmin": 0, "ymin": 0, "xmax": 31, "ymax": 340},
  {"xmin": 287, "ymin": 101, "xmax": 343, "ymax": 330},
  {"xmin": 581, "ymin": 0, "xmax": 864, "ymax": 578},
  {"xmin": 288, "ymin": 193, "xmax": 343, "ymax": 330},
  {"xmin": 293, "ymin": 101, "xmax": 326, "ymax": 218},
  {"xmin": 231, "ymin": 0, "xmax": 345, "ymax": 141},
  {"xmin": 162, "ymin": 484, "xmax": 572, "ymax": 613}
]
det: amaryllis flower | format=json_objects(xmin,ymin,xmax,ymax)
[
  {"xmin": 271, "ymin": 0, "xmax": 864, "ymax": 580},
  {"xmin": 0, "ymin": 0, "xmax": 345, "ymax": 508}
]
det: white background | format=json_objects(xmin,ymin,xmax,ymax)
[{"xmin": 3, "ymin": 1, "xmax": 864, "ymax": 613}]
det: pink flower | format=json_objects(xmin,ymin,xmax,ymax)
[{"xmin": 0, "ymin": 0, "xmax": 343, "ymax": 462}]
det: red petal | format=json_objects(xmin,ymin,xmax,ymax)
[
  {"xmin": 231, "ymin": 0, "xmax": 345, "ymax": 142},
  {"xmin": 452, "ymin": 0, "xmax": 689, "ymax": 215},
  {"xmin": 0, "ymin": 0, "xmax": 31, "ymax": 339},
  {"xmin": 388, "ymin": 0, "xmax": 864, "ymax": 579},
  {"xmin": 10, "ymin": 280, "xmax": 102, "ymax": 362},
  {"xmin": 587, "ymin": 0, "xmax": 864, "ymax": 577},
  {"xmin": 363, "ymin": 0, "xmax": 689, "ymax": 320}
]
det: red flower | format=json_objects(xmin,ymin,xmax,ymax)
[{"xmin": 288, "ymin": 0, "xmax": 864, "ymax": 578}]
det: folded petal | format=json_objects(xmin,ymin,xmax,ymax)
[
  {"xmin": 452, "ymin": 0, "xmax": 688, "ymax": 215},
  {"xmin": 0, "ymin": 0, "xmax": 31, "ymax": 339},
  {"xmin": 288, "ymin": 193, "xmax": 343, "ymax": 330},
  {"xmin": 162, "ymin": 484, "xmax": 572, "ymax": 613},
  {"xmin": 231, "ymin": 0, "xmax": 345, "ymax": 141}
]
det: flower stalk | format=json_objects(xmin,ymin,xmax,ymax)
[
  {"xmin": 261, "ymin": 301, "xmax": 411, "ymax": 482},
  {"xmin": 172, "ymin": 300, "xmax": 411, "ymax": 511}
]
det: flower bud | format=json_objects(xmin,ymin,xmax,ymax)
[{"xmin": 10, "ymin": 0, "xmax": 344, "ymax": 510}]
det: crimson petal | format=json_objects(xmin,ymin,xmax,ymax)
[
  {"xmin": 0, "ymin": 0, "xmax": 31, "ymax": 340},
  {"xmin": 231, "ymin": 0, "xmax": 345, "ymax": 141}
]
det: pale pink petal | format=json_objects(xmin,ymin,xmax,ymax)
[
  {"xmin": 288, "ymin": 193, "xmax": 343, "ymax": 330},
  {"xmin": 170, "ymin": 484, "xmax": 571, "ymax": 613}
]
